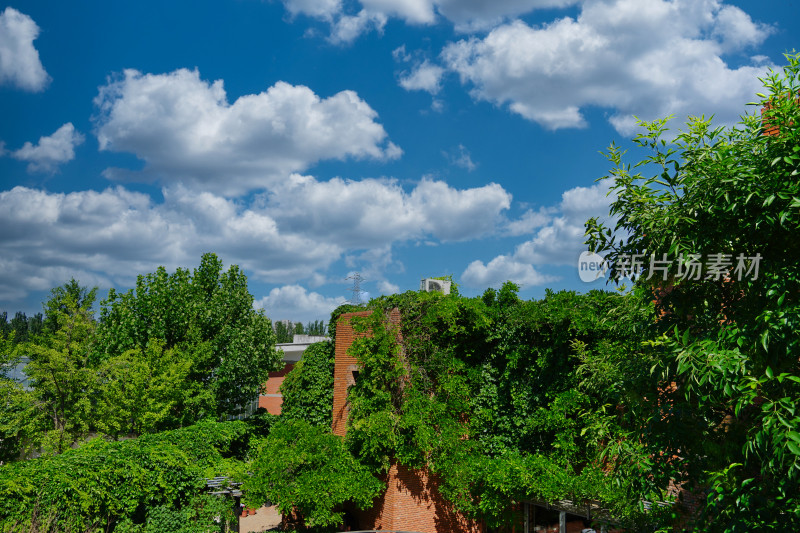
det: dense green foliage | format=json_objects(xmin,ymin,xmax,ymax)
[
  {"xmin": 245, "ymin": 419, "xmax": 383, "ymax": 529},
  {"xmin": 114, "ymin": 495, "xmax": 233, "ymax": 533},
  {"xmin": 0, "ymin": 254, "xmax": 281, "ymax": 455},
  {"xmin": 0, "ymin": 334, "xmax": 26, "ymax": 463},
  {"xmin": 15, "ymin": 282, "xmax": 99, "ymax": 454},
  {"xmin": 253, "ymin": 284, "xmax": 668, "ymax": 531},
  {"xmin": 280, "ymin": 341, "xmax": 335, "ymax": 428},
  {"xmin": 0, "ymin": 420, "xmax": 250, "ymax": 532},
  {"xmin": 93, "ymin": 253, "xmax": 281, "ymax": 419},
  {"xmin": 585, "ymin": 53, "xmax": 800, "ymax": 530},
  {"xmin": 340, "ymin": 287, "xmax": 661, "ymax": 528}
]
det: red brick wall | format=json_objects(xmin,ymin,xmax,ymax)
[
  {"xmin": 332, "ymin": 310, "xmax": 374, "ymax": 436},
  {"xmin": 258, "ymin": 362, "xmax": 294, "ymax": 415},
  {"xmin": 332, "ymin": 309, "xmax": 482, "ymax": 533},
  {"xmin": 352, "ymin": 463, "xmax": 483, "ymax": 533}
]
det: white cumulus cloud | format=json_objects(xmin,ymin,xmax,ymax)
[
  {"xmin": 254, "ymin": 285, "xmax": 346, "ymax": 323},
  {"xmin": 11, "ymin": 123, "xmax": 85, "ymax": 173},
  {"xmin": 0, "ymin": 173, "xmax": 513, "ymax": 305},
  {"xmin": 0, "ymin": 185, "xmax": 342, "ymax": 302},
  {"xmin": 462, "ymin": 255, "xmax": 557, "ymax": 288},
  {"xmin": 330, "ymin": 10, "xmax": 388, "ymax": 44},
  {"xmin": 442, "ymin": 0, "xmax": 774, "ymax": 133},
  {"xmin": 377, "ymin": 280, "xmax": 400, "ymax": 294},
  {"xmin": 462, "ymin": 181, "xmax": 614, "ymax": 287},
  {"xmin": 398, "ymin": 60, "xmax": 445, "ymax": 94},
  {"xmin": 93, "ymin": 68, "xmax": 401, "ymax": 195},
  {"xmin": 267, "ymin": 174, "xmax": 511, "ymax": 246},
  {"xmin": 279, "ymin": 0, "xmax": 580, "ymax": 41},
  {"xmin": 0, "ymin": 7, "xmax": 49, "ymax": 91}
]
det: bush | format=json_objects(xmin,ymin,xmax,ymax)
[
  {"xmin": 0, "ymin": 421, "xmax": 249, "ymax": 531},
  {"xmin": 280, "ymin": 341, "xmax": 335, "ymax": 428}
]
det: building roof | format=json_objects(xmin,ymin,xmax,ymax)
[{"xmin": 276, "ymin": 335, "xmax": 330, "ymax": 363}]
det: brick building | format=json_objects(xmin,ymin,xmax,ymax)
[
  {"xmin": 333, "ymin": 309, "xmax": 484, "ymax": 533},
  {"xmin": 259, "ymin": 335, "xmax": 329, "ymax": 415}
]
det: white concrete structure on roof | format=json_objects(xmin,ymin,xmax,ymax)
[{"xmin": 276, "ymin": 335, "xmax": 330, "ymax": 363}]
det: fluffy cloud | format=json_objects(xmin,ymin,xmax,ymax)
[
  {"xmin": 0, "ymin": 7, "xmax": 49, "ymax": 91},
  {"xmin": 280, "ymin": 0, "xmax": 579, "ymax": 41},
  {"xmin": 0, "ymin": 186, "xmax": 340, "ymax": 301},
  {"xmin": 515, "ymin": 182, "xmax": 615, "ymax": 265},
  {"xmin": 254, "ymin": 285, "xmax": 345, "ymax": 323},
  {"xmin": 462, "ymin": 182, "xmax": 613, "ymax": 287},
  {"xmin": 462, "ymin": 254, "xmax": 557, "ymax": 288},
  {"xmin": 398, "ymin": 60, "xmax": 445, "ymax": 94},
  {"xmin": 0, "ymin": 173, "xmax": 512, "ymax": 304},
  {"xmin": 10, "ymin": 123, "xmax": 85, "ymax": 173},
  {"xmin": 505, "ymin": 207, "xmax": 553, "ymax": 236},
  {"xmin": 435, "ymin": 0, "xmax": 578, "ymax": 31},
  {"xmin": 93, "ymin": 69, "xmax": 401, "ymax": 195},
  {"xmin": 442, "ymin": 0, "xmax": 774, "ymax": 133},
  {"xmin": 330, "ymin": 10, "xmax": 388, "ymax": 44},
  {"xmin": 377, "ymin": 280, "xmax": 400, "ymax": 294},
  {"xmin": 267, "ymin": 174, "xmax": 511, "ymax": 246}
]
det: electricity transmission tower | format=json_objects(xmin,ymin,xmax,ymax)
[{"xmin": 346, "ymin": 272, "xmax": 365, "ymax": 306}]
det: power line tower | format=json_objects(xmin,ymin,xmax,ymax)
[{"xmin": 346, "ymin": 272, "xmax": 365, "ymax": 306}]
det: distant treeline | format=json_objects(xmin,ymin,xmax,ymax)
[
  {"xmin": 273, "ymin": 319, "xmax": 326, "ymax": 343},
  {"xmin": 0, "ymin": 311, "xmax": 45, "ymax": 344}
]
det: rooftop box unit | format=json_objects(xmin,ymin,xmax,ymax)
[{"xmin": 420, "ymin": 278, "xmax": 451, "ymax": 295}]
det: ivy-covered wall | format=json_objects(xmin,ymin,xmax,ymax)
[
  {"xmin": 335, "ymin": 286, "xmax": 661, "ymax": 529},
  {"xmin": 250, "ymin": 285, "xmax": 666, "ymax": 532}
]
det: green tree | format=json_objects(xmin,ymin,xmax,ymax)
[
  {"xmin": 93, "ymin": 340, "xmax": 198, "ymax": 437},
  {"xmin": 274, "ymin": 320, "xmax": 293, "ymax": 343},
  {"xmin": 280, "ymin": 340, "xmax": 335, "ymax": 427},
  {"xmin": 304, "ymin": 320, "xmax": 327, "ymax": 336},
  {"xmin": 21, "ymin": 282, "xmax": 98, "ymax": 454},
  {"xmin": 0, "ymin": 332, "xmax": 27, "ymax": 462},
  {"xmin": 43, "ymin": 278, "xmax": 95, "ymax": 333},
  {"xmin": 245, "ymin": 419, "xmax": 383, "ymax": 530},
  {"xmin": 93, "ymin": 253, "xmax": 282, "ymax": 421},
  {"xmin": 9, "ymin": 313, "xmax": 29, "ymax": 343},
  {"xmin": 0, "ymin": 311, "xmax": 43, "ymax": 344},
  {"xmin": 585, "ymin": 53, "xmax": 800, "ymax": 530}
]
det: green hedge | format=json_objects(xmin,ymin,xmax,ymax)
[{"xmin": 0, "ymin": 420, "xmax": 250, "ymax": 532}]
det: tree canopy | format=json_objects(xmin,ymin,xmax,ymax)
[
  {"xmin": 585, "ymin": 52, "xmax": 800, "ymax": 530},
  {"xmin": 93, "ymin": 253, "xmax": 282, "ymax": 420},
  {"xmin": 0, "ymin": 254, "xmax": 282, "ymax": 455}
]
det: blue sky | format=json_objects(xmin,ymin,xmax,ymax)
[{"xmin": 0, "ymin": 0, "xmax": 797, "ymax": 323}]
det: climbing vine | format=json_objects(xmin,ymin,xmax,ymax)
[{"xmin": 338, "ymin": 285, "xmax": 662, "ymax": 528}]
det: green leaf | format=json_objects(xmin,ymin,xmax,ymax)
[{"xmin": 788, "ymin": 440, "xmax": 800, "ymax": 456}]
